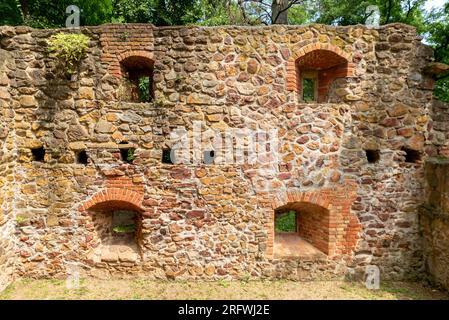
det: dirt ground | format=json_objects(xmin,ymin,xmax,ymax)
[{"xmin": 1, "ymin": 278, "xmax": 448, "ymax": 300}]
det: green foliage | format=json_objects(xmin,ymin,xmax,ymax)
[
  {"xmin": 303, "ymin": 0, "xmax": 374, "ymax": 25},
  {"xmin": 275, "ymin": 210, "xmax": 296, "ymax": 232},
  {"xmin": 16, "ymin": 214, "xmax": 29, "ymax": 226},
  {"xmin": 112, "ymin": 0, "xmax": 248, "ymax": 26},
  {"xmin": 112, "ymin": 0, "xmax": 152, "ymax": 23},
  {"xmin": 196, "ymin": 0, "xmax": 246, "ymax": 26},
  {"xmin": 48, "ymin": 32, "xmax": 90, "ymax": 76},
  {"xmin": 112, "ymin": 224, "xmax": 136, "ymax": 233},
  {"xmin": 0, "ymin": 0, "xmax": 440, "ymax": 31},
  {"xmin": 305, "ymin": 0, "xmax": 426, "ymax": 31},
  {"xmin": 0, "ymin": 0, "xmax": 113, "ymax": 28},
  {"xmin": 426, "ymin": 3, "xmax": 449, "ymax": 102},
  {"xmin": 112, "ymin": 0, "xmax": 202, "ymax": 25},
  {"xmin": 77, "ymin": 0, "xmax": 113, "ymax": 26},
  {"xmin": 127, "ymin": 148, "xmax": 135, "ymax": 162},
  {"xmin": 138, "ymin": 77, "xmax": 151, "ymax": 102},
  {"xmin": 435, "ymin": 78, "xmax": 449, "ymax": 103},
  {"xmin": 427, "ymin": 3, "xmax": 449, "ymax": 63},
  {"xmin": 288, "ymin": 4, "xmax": 309, "ymax": 25},
  {"xmin": 0, "ymin": 0, "xmax": 22, "ymax": 26},
  {"xmin": 303, "ymin": 78, "xmax": 316, "ymax": 102}
]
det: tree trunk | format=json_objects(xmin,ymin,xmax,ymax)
[
  {"xmin": 271, "ymin": 0, "xmax": 289, "ymax": 24},
  {"xmin": 18, "ymin": 0, "xmax": 29, "ymax": 18}
]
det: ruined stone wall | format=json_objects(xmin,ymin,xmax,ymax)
[
  {"xmin": 0, "ymin": 23, "xmax": 436, "ymax": 282},
  {"xmin": 429, "ymin": 99, "xmax": 449, "ymax": 157},
  {"xmin": 420, "ymin": 158, "xmax": 449, "ymax": 291},
  {"xmin": 0, "ymin": 42, "xmax": 16, "ymax": 290},
  {"xmin": 345, "ymin": 25, "xmax": 435, "ymax": 279},
  {"xmin": 420, "ymin": 99, "xmax": 449, "ymax": 291}
]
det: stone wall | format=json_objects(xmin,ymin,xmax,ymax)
[
  {"xmin": 421, "ymin": 98, "xmax": 449, "ymax": 291},
  {"xmin": 420, "ymin": 157, "xmax": 449, "ymax": 291},
  {"xmin": 429, "ymin": 99, "xmax": 449, "ymax": 157},
  {"xmin": 0, "ymin": 22, "xmax": 439, "ymax": 283},
  {"xmin": 0, "ymin": 44, "xmax": 16, "ymax": 291}
]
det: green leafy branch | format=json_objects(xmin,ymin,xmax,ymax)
[{"xmin": 47, "ymin": 32, "xmax": 90, "ymax": 77}]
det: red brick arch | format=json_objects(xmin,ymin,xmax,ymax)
[
  {"xmin": 266, "ymin": 182, "xmax": 360, "ymax": 258},
  {"xmin": 117, "ymin": 50, "xmax": 154, "ymax": 78},
  {"xmin": 78, "ymin": 188, "xmax": 144, "ymax": 212},
  {"xmin": 271, "ymin": 189, "xmax": 333, "ymax": 211},
  {"xmin": 286, "ymin": 42, "xmax": 355, "ymax": 93},
  {"xmin": 99, "ymin": 24, "xmax": 154, "ymax": 77},
  {"xmin": 106, "ymin": 50, "xmax": 154, "ymax": 78},
  {"xmin": 117, "ymin": 50, "xmax": 154, "ymax": 65}
]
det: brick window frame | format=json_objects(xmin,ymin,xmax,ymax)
[
  {"xmin": 77, "ymin": 188, "xmax": 146, "ymax": 264},
  {"xmin": 286, "ymin": 43, "xmax": 355, "ymax": 103},
  {"xmin": 265, "ymin": 182, "xmax": 360, "ymax": 259},
  {"xmin": 117, "ymin": 52, "xmax": 155, "ymax": 102},
  {"xmin": 79, "ymin": 188, "xmax": 145, "ymax": 213}
]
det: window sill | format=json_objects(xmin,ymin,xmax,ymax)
[{"xmin": 273, "ymin": 232, "xmax": 327, "ymax": 261}]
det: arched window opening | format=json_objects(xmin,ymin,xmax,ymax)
[
  {"xmin": 87, "ymin": 204, "xmax": 143, "ymax": 265},
  {"xmin": 296, "ymin": 49, "xmax": 350, "ymax": 103},
  {"xmin": 274, "ymin": 202, "xmax": 330, "ymax": 259},
  {"xmin": 119, "ymin": 56, "xmax": 154, "ymax": 103}
]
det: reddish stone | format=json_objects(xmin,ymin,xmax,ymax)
[
  {"xmin": 187, "ymin": 210, "xmax": 205, "ymax": 219},
  {"xmin": 297, "ymin": 136, "xmax": 310, "ymax": 144},
  {"xmin": 381, "ymin": 118, "xmax": 400, "ymax": 127},
  {"xmin": 278, "ymin": 173, "xmax": 292, "ymax": 180}
]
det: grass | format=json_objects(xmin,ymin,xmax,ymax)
[{"xmin": 0, "ymin": 278, "xmax": 447, "ymax": 300}]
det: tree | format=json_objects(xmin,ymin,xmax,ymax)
[
  {"xmin": 112, "ymin": 0, "xmax": 152, "ymax": 23},
  {"xmin": 271, "ymin": 0, "xmax": 289, "ymax": 24},
  {"xmin": 310, "ymin": 0, "xmax": 374, "ymax": 25},
  {"xmin": 236, "ymin": 0, "xmax": 305, "ymax": 24},
  {"xmin": 196, "ymin": 0, "xmax": 248, "ymax": 26},
  {"xmin": 287, "ymin": 3, "xmax": 309, "ymax": 25},
  {"xmin": 0, "ymin": 0, "xmax": 22, "ymax": 26},
  {"xmin": 426, "ymin": 2, "xmax": 449, "ymax": 102},
  {"xmin": 0, "ymin": 0, "xmax": 113, "ymax": 28},
  {"xmin": 149, "ymin": 0, "xmax": 200, "ymax": 26},
  {"xmin": 112, "ymin": 0, "xmax": 206, "ymax": 25},
  {"xmin": 305, "ymin": 0, "xmax": 426, "ymax": 30}
]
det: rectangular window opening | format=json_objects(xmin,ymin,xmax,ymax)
[
  {"xmin": 118, "ymin": 142, "xmax": 135, "ymax": 164},
  {"xmin": 162, "ymin": 149, "xmax": 174, "ymax": 164},
  {"xmin": 76, "ymin": 150, "xmax": 89, "ymax": 165},
  {"xmin": 365, "ymin": 150, "xmax": 380, "ymax": 163},
  {"xmin": 302, "ymin": 78, "xmax": 316, "ymax": 102},
  {"xmin": 31, "ymin": 147, "xmax": 45, "ymax": 162}
]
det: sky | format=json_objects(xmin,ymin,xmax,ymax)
[{"xmin": 425, "ymin": 0, "xmax": 447, "ymax": 11}]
